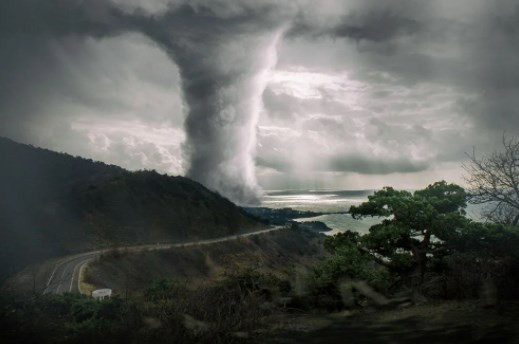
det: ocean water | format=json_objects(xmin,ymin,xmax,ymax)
[
  {"xmin": 260, "ymin": 189, "xmax": 378, "ymax": 235},
  {"xmin": 261, "ymin": 190, "xmax": 371, "ymax": 213},
  {"xmin": 260, "ymin": 189, "xmax": 484, "ymax": 235}
]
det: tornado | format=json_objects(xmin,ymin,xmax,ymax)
[
  {"xmin": 181, "ymin": 31, "xmax": 280, "ymax": 205},
  {"xmin": 141, "ymin": 5, "xmax": 285, "ymax": 204},
  {"xmin": 1, "ymin": 0, "xmax": 289, "ymax": 205}
]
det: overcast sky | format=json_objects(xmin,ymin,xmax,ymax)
[{"xmin": 1, "ymin": 0, "xmax": 518, "ymax": 203}]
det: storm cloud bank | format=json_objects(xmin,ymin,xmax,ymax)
[
  {"xmin": 2, "ymin": 0, "xmax": 519, "ymax": 196},
  {"xmin": 0, "ymin": 0, "xmax": 289, "ymax": 204},
  {"xmin": 139, "ymin": 5, "xmax": 286, "ymax": 204}
]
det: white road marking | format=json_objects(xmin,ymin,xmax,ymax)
[
  {"xmin": 43, "ymin": 259, "xmax": 63, "ymax": 294},
  {"xmin": 68, "ymin": 265, "xmax": 75, "ymax": 293},
  {"xmin": 56, "ymin": 263, "xmax": 70, "ymax": 294}
]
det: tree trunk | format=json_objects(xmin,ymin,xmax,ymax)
[
  {"xmin": 411, "ymin": 237, "xmax": 429, "ymax": 289},
  {"xmin": 512, "ymin": 213, "xmax": 519, "ymax": 226},
  {"xmin": 480, "ymin": 274, "xmax": 498, "ymax": 308},
  {"xmin": 414, "ymin": 252, "xmax": 427, "ymax": 286}
]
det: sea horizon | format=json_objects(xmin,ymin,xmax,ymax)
[{"xmin": 260, "ymin": 188, "xmax": 485, "ymax": 235}]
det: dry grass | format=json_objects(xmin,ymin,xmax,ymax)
[
  {"xmin": 2, "ymin": 258, "xmax": 62, "ymax": 293},
  {"xmin": 84, "ymin": 227, "xmax": 327, "ymax": 294},
  {"xmin": 78, "ymin": 264, "xmax": 95, "ymax": 295}
]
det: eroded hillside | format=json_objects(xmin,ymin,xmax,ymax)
[{"xmin": 0, "ymin": 137, "xmax": 265, "ymax": 281}]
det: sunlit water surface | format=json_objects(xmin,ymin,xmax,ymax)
[{"xmin": 260, "ymin": 190, "xmax": 484, "ymax": 235}]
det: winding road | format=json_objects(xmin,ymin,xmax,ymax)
[{"xmin": 43, "ymin": 226, "xmax": 282, "ymax": 295}]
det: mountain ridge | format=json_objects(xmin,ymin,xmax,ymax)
[{"xmin": 0, "ymin": 137, "xmax": 265, "ymax": 282}]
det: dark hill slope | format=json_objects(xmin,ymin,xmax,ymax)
[{"xmin": 0, "ymin": 137, "xmax": 265, "ymax": 281}]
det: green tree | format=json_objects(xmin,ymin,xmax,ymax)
[{"xmin": 349, "ymin": 181, "xmax": 467, "ymax": 286}]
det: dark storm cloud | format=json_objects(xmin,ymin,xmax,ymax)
[
  {"xmin": 3, "ymin": 0, "xmax": 519, "ymax": 195},
  {"xmin": 366, "ymin": 2, "xmax": 519, "ymax": 134},
  {"xmin": 288, "ymin": 9, "xmax": 421, "ymax": 43},
  {"xmin": 458, "ymin": 4, "xmax": 519, "ymax": 131},
  {"xmin": 255, "ymin": 155, "xmax": 291, "ymax": 173},
  {"xmin": 283, "ymin": 0, "xmax": 519, "ymax": 160},
  {"xmin": 130, "ymin": 3, "xmax": 289, "ymax": 204},
  {"xmin": 0, "ymin": 0, "xmax": 291, "ymax": 204},
  {"xmin": 262, "ymin": 88, "xmax": 300, "ymax": 123},
  {"xmin": 332, "ymin": 12, "xmax": 420, "ymax": 42},
  {"xmin": 0, "ymin": 0, "xmax": 131, "ymax": 37},
  {"xmin": 326, "ymin": 154, "xmax": 429, "ymax": 175},
  {"xmin": 256, "ymin": 149, "xmax": 429, "ymax": 175},
  {"xmin": 262, "ymin": 87, "xmax": 352, "ymax": 125},
  {"xmin": 159, "ymin": 4, "xmax": 291, "ymax": 200},
  {"xmin": 0, "ymin": 0, "xmax": 134, "ymax": 141}
]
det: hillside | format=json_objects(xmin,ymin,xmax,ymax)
[
  {"xmin": 0, "ymin": 137, "xmax": 265, "ymax": 282},
  {"xmin": 82, "ymin": 227, "xmax": 327, "ymax": 294}
]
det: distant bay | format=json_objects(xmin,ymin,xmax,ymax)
[{"xmin": 260, "ymin": 189, "xmax": 484, "ymax": 235}]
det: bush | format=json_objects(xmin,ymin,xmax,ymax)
[
  {"xmin": 140, "ymin": 270, "xmax": 290, "ymax": 343},
  {"xmin": 440, "ymin": 223, "xmax": 519, "ymax": 299},
  {"xmin": 306, "ymin": 238, "xmax": 393, "ymax": 310},
  {"xmin": 144, "ymin": 279, "xmax": 189, "ymax": 302},
  {"xmin": 1, "ymin": 270, "xmax": 289, "ymax": 344},
  {"xmin": 0, "ymin": 293, "xmax": 141, "ymax": 344}
]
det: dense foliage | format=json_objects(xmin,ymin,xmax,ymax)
[
  {"xmin": 0, "ymin": 270, "xmax": 289, "ymax": 344},
  {"xmin": 309, "ymin": 181, "xmax": 519, "ymax": 304},
  {"xmin": 443, "ymin": 221, "xmax": 519, "ymax": 298},
  {"xmin": 3, "ymin": 179, "xmax": 519, "ymax": 342},
  {"xmin": 348, "ymin": 181, "xmax": 467, "ymax": 283},
  {"xmin": 242, "ymin": 207, "xmax": 324, "ymax": 225},
  {"xmin": 308, "ymin": 231, "xmax": 391, "ymax": 302}
]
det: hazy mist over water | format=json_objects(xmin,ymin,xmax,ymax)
[
  {"xmin": 261, "ymin": 189, "xmax": 485, "ymax": 235},
  {"xmin": 261, "ymin": 189, "xmax": 373, "ymax": 212},
  {"xmin": 261, "ymin": 189, "xmax": 378, "ymax": 235}
]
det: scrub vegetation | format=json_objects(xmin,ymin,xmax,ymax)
[
  {"xmin": 2, "ymin": 138, "xmax": 519, "ymax": 343},
  {"xmin": 0, "ymin": 137, "xmax": 264, "ymax": 282}
]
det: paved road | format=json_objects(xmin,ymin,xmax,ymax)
[{"xmin": 43, "ymin": 226, "xmax": 282, "ymax": 295}]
